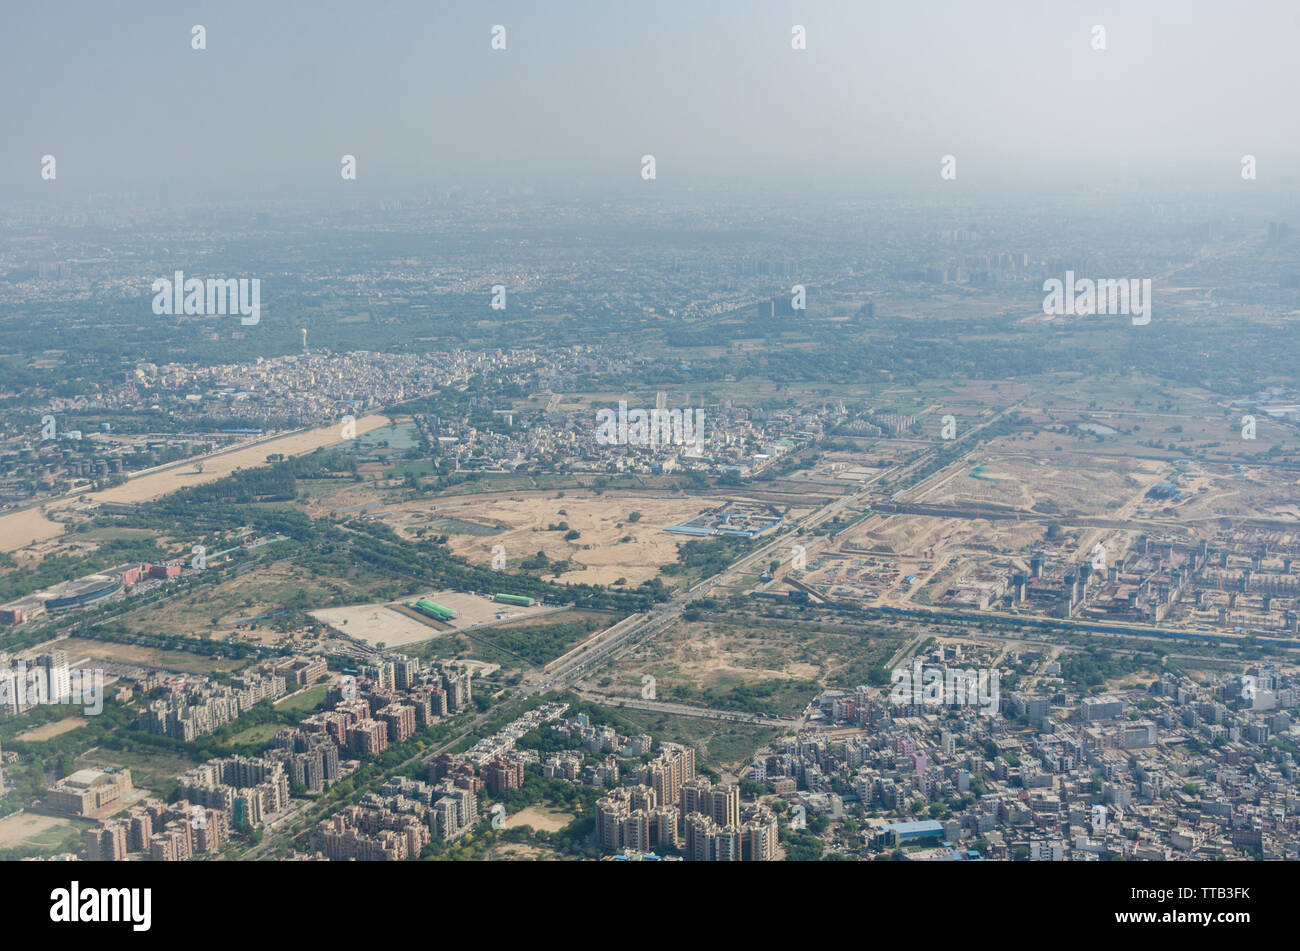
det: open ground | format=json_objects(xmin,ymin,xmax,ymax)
[
  {"xmin": 0, "ymin": 414, "xmax": 391, "ymax": 552},
  {"xmin": 311, "ymin": 589, "xmax": 557, "ymax": 648}
]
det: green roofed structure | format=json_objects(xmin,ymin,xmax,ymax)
[
  {"xmin": 493, "ymin": 593, "xmax": 536, "ymax": 607},
  {"xmin": 408, "ymin": 598, "xmax": 458, "ymax": 622}
]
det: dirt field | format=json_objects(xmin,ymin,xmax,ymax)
[
  {"xmin": 843, "ymin": 512, "xmax": 1044, "ymax": 560},
  {"xmin": 0, "ymin": 415, "xmax": 390, "ymax": 553},
  {"xmin": 0, "ymin": 812, "xmax": 78, "ymax": 850},
  {"xmin": 300, "ymin": 488, "xmax": 714, "ymax": 588},
  {"xmin": 504, "ymin": 805, "xmax": 573, "ymax": 833},
  {"xmin": 916, "ymin": 451, "xmax": 1164, "ymax": 517},
  {"xmin": 1167, "ymin": 465, "xmax": 1300, "ymax": 523},
  {"xmin": 485, "ymin": 842, "xmax": 566, "ymax": 861},
  {"xmin": 42, "ymin": 637, "xmax": 243, "ymax": 675},
  {"xmin": 311, "ymin": 603, "xmax": 446, "ymax": 647},
  {"xmin": 606, "ymin": 613, "xmax": 902, "ymax": 715},
  {"xmin": 85, "ymin": 415, "xmax": 391, "ymax": 507},
  {"xmin": 15, "ymin": 717, "xmax": 88, "ymax": 742},
  {"xmin": 438, "ymin": 492, "xmax": 707, "ymax": 586},
  {"xmin": 311, "ymin": 590, "xmax": 555, "ymax": 648},
  {"xmin": 0, "ymin": 507, "xmax": 65, "ymax": 552}
]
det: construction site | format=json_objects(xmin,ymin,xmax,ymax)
[{"xmin": 760, "ymin": 447, "xmax": 1300, "ymax": 645}]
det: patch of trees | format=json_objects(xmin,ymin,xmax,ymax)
[
  {"xmin": 473, "ymin": 616, "xmax": 607, "ymax": 666},
  {"xmin": 661, "ymin": 535, "xmax": 760, "ymax": 580},
  {"xmin": 344, "ymin": 521, "xmax": 655, "ymax": 613},
  {"xmin": 0, "ymin": 537, "xmax": 167, "ymax": 604}
]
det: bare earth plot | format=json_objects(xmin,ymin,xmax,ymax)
[
  {"xmin": 1171, "ymin": 466, "xmax": 1300, "ymax": 523},
  {"xmin": 15, "ymin": 717, "xmax": 88, "ymax": 742},
  {"xmin": 76, "ymin": 414, "xmax": 392, "ymax": 508},
  {"xmin": 845, "ymin": 512, "xmax": 1044, "ymax": 559},
  {"xmin": 311, "ymin": 590, "xmax": 555, "ymax": 648},
  {"xmin": 39, "ymin": 637, "xmax": 243, "ymax": 676},
  {"xmin": 485, "ymin": 842, "xmax": 567, "ymax": 861},
  {"xmin": 0, "ymin": 812, "xmax": 80, "ymax": 851},
  {"xmin": 0, "ymin": 507, "xmax": 65, "ymax": 552},
  {"xmin": 504, "ymin": 806, "xmax": 573, "ymax": 833},
  {"xmin": 443, "ymin": 493, "xmax": 700, "ymax": 586},
  {"xmin": 392, "ymin": 491, "xmax": 709, "ymax": 586},
  {"xmin": 311, "ymin": 603, "xmax": 447, "ymax": 648},
  {"xmin": 605, "ymin": 615, "xmax": 896, "ymax": 715},
  {"xmin": 0, "ymin": 415, "xmax": 391, "ymax": 553},
  {"xmin": 918, "ymin": 452, "xmax": 1165, "ymax": 517}
]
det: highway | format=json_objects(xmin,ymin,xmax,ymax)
[
  {"xmin": 522, "ymin": 405, "xmax": 1020, "ymax": 696},
  {"xmin": 245, "ymin": 407, "xmax": 1027, "ymax": 856}
]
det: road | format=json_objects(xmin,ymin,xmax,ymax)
[
  {"xmin": 525, "ymin": 402, "xmax": 1026, "ymax": 698},
  {"xmin": 574, "ymin": 688, "xmax": 771, "ymax": 724},
  {"xmin": 246, "ymin": 407, "xmax": 1023, "ymax": 855},
  {"xmin": 242, "ymin": 705, "xmax": 499, "ymax": 860}
]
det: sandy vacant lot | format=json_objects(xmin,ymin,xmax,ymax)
[
  {"xmin": 0, "ymin": 507, "xmax": 65, "ymax": 552},
  {"xmin": 0, "ymin": 415, "xmax": 390, "ymax": 553},
  {"xmin": 842, "ymin": 512, "xmax": 1043, "ymax": 559},
  {"xmin": 487, "ymin": 842, "xmax": 565, "ymax": 861},
  {"xmin": 82, "ymin": 414, "xmax": 391, "ymax": 507},
  {"xmin": 16, "ymin": 717, "xmax": 88, "ymax": 742},
  {"xmin": 311, "ymin": 590, "xmax": 554, "ymax": 648},
  {"xmin": 311, "ymin": 603, "xmax": 445, "ymax": 648},
  {"xmin": 917, "ymin": 451, "xmax": 1162, "ymax": 517},
  {"xmin": 0, "ymin": 812, "xmax": 75, "ymax": 850},
  {"xmin": 504, "ymin": 806, "xmax": 573, "ymax": 833},
  {"xmin": 441, "ymin": 492, "xmax": 707, "ymax": 586},
  {"xmin": 1169, "ymin": 467, "xmax": 1300, "ymax": 523}
]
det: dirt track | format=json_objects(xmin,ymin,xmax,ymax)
[{"xmin": 0, "ymin": 415, "xmax": 390, "ymax": 552}]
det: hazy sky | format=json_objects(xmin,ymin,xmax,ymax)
[{"xmin": 2, "ymin": 0, "xmax": 1298, "ymax": 199}]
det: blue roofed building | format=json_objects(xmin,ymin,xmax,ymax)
[{"xmin": 883, "ymin": 819, "xmax": 945, "ymax": 846}]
